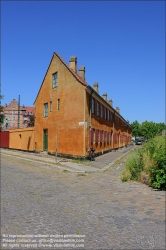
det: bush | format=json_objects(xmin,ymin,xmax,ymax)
[{"xmin": 121, "ymin": 136, "xmax": 166, "ymax": 190}]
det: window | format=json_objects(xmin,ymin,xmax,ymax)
[
  {"xmin": 115, "ymin": 116, "xmax": 119, "ymax": 125},
  {"xmin": 13, "ymin": 116, "xmax": 15, "ymax": 121},
  {"xmin": 50, "ymin": 101, "xmax": 52, "ymax": 112},
  {"xmin": 100, "ymin": 131, "xmax": 102, "ymax": 142},
  {"xmin": 93, "ymin": 129, "xmax": 95, "ymax": 142},
  {"xmin": 108, "ymin": 110, "xmax": 110, "ymax": 121},
  {"xmin": 52, "ymin": 72, "xmax": 58, "ymax": 88},
  {"xmin": 102, "ymin": 106, "xmax": 104, "ymax": 119},
  {"xmin": 102, "ymin": 131, "xmax": 104, "ymax": 141},
  {"xmin": 90, "ymin": 129, "xmax": 94, "ymax": 145},
  {"xmin": 91, "ymin": 98, "xmax": 95, "ymax": 114},
  {"xmin": 105, "ymin": 131, "xmax": 107, "ymax": 142},
  {"xmin": 95, "ymin": 129, "xmax": 98, "ymax": 142},
  {"xmin": 98, "ymin": 130, "xmax": 100, "ymax": 142},
  {"xmin": 107, "ymin": 132, "xmax": 110, "ymax": 143},
  {"xmin": 97, "ymin": 102, "xmax": 100, "ymax": 116},
  {"xmin": 100, "ymin": 105, "xmax": 103, "ymax": 118},
  {"xmin": 110, "ymin": 112, "xmax": 113, "ymax": 122},
  {"xmin": 104, "ymin": 107, "xmax": 107, "ymax": 120},
  {"xmin": 44, "ymin": 103, "xmax": 48, "ymax": 117},
  {"xmin": 12, "ymin": 123, "xmax": 15, "ymax": 127},
  {"xmin": 57, "ymin": 99, "xmax": 60, "ymax": 110}
]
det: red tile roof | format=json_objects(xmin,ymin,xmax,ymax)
[{"xmin": 25, "ymin": 107, "xmax": 35, "ymax": 113}]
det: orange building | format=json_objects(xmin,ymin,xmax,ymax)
[{"xmin": 34, "ymin": 52, "xmax": 132, "ymax": 158}]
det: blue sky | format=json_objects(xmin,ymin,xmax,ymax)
[{"xmin": 1, "ymin": 1, "xmax": 165, "ymax": 124}]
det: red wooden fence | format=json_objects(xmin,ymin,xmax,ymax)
[{"xmin": 0, "ymin": 131, "xmax": 9, "ymax": 148}]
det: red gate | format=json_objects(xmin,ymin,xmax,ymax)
[{"xmin": 0, "ymin": 131, "xmax": 9, "ymax": 148}]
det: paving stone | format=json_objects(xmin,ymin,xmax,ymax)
[{"xmin": 1, "ymin": 153, "xmax": 165, "ymax": 250}]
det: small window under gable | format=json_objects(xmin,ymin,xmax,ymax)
[
  {"xmin": 97, "ymin": 102, "xmax": 100, "ymax": 116},
  {"xmin": 92, "ymin": 98, "xmax": 95, "ymax": 114},
  {"xmin": 52, "ymin": 72, "xmax": 58, "ymax": 88},
  {"xmin": 50, "ymin": 101, "xmax": 52, "ymax": 112},
  {"xmin": 44, "ymin": 103, "xmax": 48, "ymax": 117},
  {"xmin": 57, "ymin": 99, "xmax": 60, "ymax": 110}
]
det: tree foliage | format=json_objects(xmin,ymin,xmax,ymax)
[
  {"xmin": 0, "ymin": 95, "xmax": 5, "ymax": 130},
  {"xmin": 130, "ymin": 120, "xmax": 141, "ymax": 138},
  {"xmin": 131, "ymin": 120, "xmax": 166, "ymax": 139},
  {"xmin": 23, "ymin": 114, "xmax": 35, "ymax": 127}
]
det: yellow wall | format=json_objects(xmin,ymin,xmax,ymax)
[
  {"xmin": 9, "ymin": 128, "xmax": 35, "ymax": 151},
  {"xmin": 85, "ymin": 91, "xmax": 132, "ymax": 154}
]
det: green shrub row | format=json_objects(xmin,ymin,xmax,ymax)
[{"xmin": 121, "ymin": 136, "xmax": 166, "ymax": 190}]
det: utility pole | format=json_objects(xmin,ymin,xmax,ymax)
[
  {"xmin": 18, "ymin": 95, "xmax": 20, "ymax": 128},
  {"xmin": 55, "ymin": 134, "xmax": 58, "ymax": 163}
]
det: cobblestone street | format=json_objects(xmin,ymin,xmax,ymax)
[{"xmin": 1, "ymin": 153, "xmax": 165, "ymax": 250}]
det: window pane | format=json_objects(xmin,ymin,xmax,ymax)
[
  {"xmin": 50, "ymin": 101, "xmax": 52, "ymax": 112},
  {"xmin": 58, "ymin": 99, "xmax": 60, "ymax": 110},
  {"xmin": 44, "ymin": 103, "xmax": 48, "ymax": 117},
  {"xmin": 92, "ymin": 98, "xmax": 95, "ymax": 114},
  {"xmin": 52, "ymin": 72, "xmax": 58, "ymax": 88}
]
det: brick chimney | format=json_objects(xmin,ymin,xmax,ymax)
[
  {"xmin": 116, "ymin": 107, "xmax": 120, "ymax": 113},
  {"xmin": 69, "ymin": 56, "xmax": 77, "ymax": 72},
  {"xmin": 108, "ymin": 99, "xmax": 113, "ymax": 107},
  {"xmin": 78, "ymin": 66, "xmax": 85, "ymax": 81},
  {"xmin": 93, "ymin": 82, "xmax": 99, "ymax": 93},
  {"xmin": 102, "ymin": 93, "xmax": 107, "ymax": 101}
]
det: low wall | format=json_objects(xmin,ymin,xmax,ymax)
[{"xmin": 9, "ymin": 127, "xmax": 35, "ymax": 151}]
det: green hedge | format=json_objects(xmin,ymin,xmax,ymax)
[{"xmin": 121, "ymin": 136, "xmax": 166, "ymax": 190}]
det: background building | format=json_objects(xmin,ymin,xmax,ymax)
[{"xmin": 3, "ymin": 99, "xmax": 35, "ymax": 130}]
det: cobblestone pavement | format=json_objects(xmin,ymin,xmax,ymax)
[{"xmin": 1, "ymin": 153, "xmax": 165, "ymax": 250}]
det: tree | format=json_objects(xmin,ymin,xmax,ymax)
[
  {"xmin": 23, "ymin": 114, "xmax": 35, "ymax": 127},
  {"xmin": 155, "ymin": 122, "xmax": 166, "ymax": 136},
  {"xmin": 140, "ymin": 121, "xmax": 156, "ymax": 139},
  {"xmin": 0, "ymin": 95, "xmax": 5, "ymax": 130},
  {"xmin": 130, "ymin": 120, "xmax": 141, "ymax": 139}
]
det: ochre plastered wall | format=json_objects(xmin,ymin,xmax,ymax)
[
  {"xmin": 85, "ymin": 91, "xmax": 131, "ymax": 154},
  {"xmin": 34, "ymin": 54, "xmax": 86, "ymax": 156},
  {"xmin": 9, "ymin": 128, "xmax": 34, "ymax": 151}
]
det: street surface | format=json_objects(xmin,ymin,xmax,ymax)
[{"xmin": 1, "ymin": 151, "xmax": 165, "ymax": 249}]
